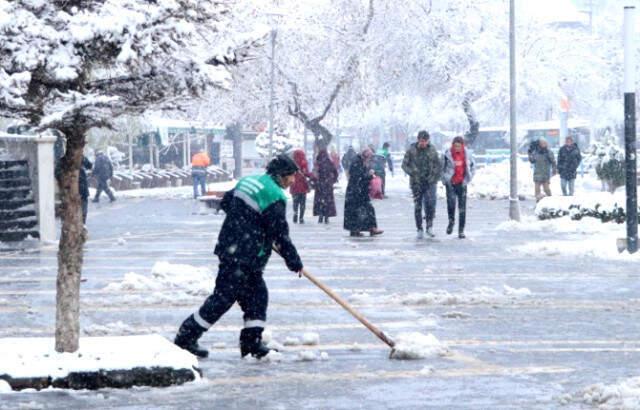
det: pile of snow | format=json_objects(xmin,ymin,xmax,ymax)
[
  {"xmin": 349, "ymin": 285, "xmax": 532, "ymax": 306},
  {"xmin": 83, "ymin": 321, "xmax": 137, "ymax": 336},
  {"xmin": 468, "ymin": 159, "xmax": 533, "ymax": 200},
  {"xmin": 510, "ymin": 234, "xmax": 640, "ymax": 261},
  {"xmin": 0, "ymin": 379, "xmax": 11, "ymax": 393},
  {"xmin": 104, "ymin": 262, "xmax": 213, "ymax": 296},
  {"xmin": 0, "ymin": 335, "xmax": 199, "ymax": 381},
  {"xmin": 535, "ymin": 192, "xmax": 632, "ymax": 223},
  {"xmin": 580, "ymin": 377, "xmax": 640, "ymax": 409},
  {"xmin": 389, "ymin": 332, "xmax": 448, "ymax": 360},
  {"xmin": 296, "ymin": 351, "xmax": 330, "ymax": 362},
  {"xmin": 301, "ymin": 332, "xmax": 320, "ymax": 346}
]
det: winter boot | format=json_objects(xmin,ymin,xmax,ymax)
[
  {"xmin": 350, "ymin": 231, "xmax": 363, "ymax": 237},
  {"xmin": 446, "ymin": 221, "xmax": 454, "ymax": 235},
  {"xmin": 240, "ymin": 327, "xmax": 273, "ymax": 359},
  {"xmin": 458, "ymin": 231, "xmax": 466, "ymax": 239},
  {"xmin": 293, "ymin": 214, "xmax": 298, "ymax": 223},
  {"xmin": 324, "ymin": 216, "xmax": 329, "ymax": 224},
  {"xmin": 174, "ymin": 315, "xmax": 209, "ymax": 358},
  {"xmin": 369, "ymin": 228, "xmax": 384, "ymax": 236},
  {"xmin": 416, "ymin": 229, "xmax": 424, "ymax": 240},
  {"xmin": 318, "ymin": 216, "xmax": 323, "ymax": 224}
]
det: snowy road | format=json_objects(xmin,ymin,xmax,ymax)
[{"xmin": 1, "ymin": 185, "xmax": 639, "ymax": 409}]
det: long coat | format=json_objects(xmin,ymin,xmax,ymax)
[
  {"xmin": 557, "ymin": 144, "xmax": 582, "ymax": 180},
  {"xmin": 344, "ymin": 155, "xmax": 377, "ymax": 231},
  {"xmin": 313, "ymin": 150, "xmax": 338, "ymax": 217},
  {"xmin": 290, "ymin": 149, "xmax": 312, "ymax": 195}
]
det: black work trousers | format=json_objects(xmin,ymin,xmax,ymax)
[{"xmin": 194, "ymin": 261, "xmax": 268, "ymax": 329}]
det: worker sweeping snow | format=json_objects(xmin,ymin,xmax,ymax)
[{"xmin": 174, "ymin": 154, "xmax": 304, "ymax": 359}]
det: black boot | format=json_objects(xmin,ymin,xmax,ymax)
[
  {"xmin": 324, "ymin": 216, "xmax": 329, "ymax": 224},
  {"xmin": 293, "ymin": 214, "xmax": 298, "ymax": 223},
  {"xmin": 174, "ymin": 315, "xmax": 209, "ymax": 358},
  {"xmin": 239, "ymin": 327, "xmax": 273, "ymax": 359},
  {"xmin": 446, "ymin": 220, "xmax": 454, "ymax": 235},
  {"xmin": 318, "ymin": 216, "xmax": 323, "ymax": 224}
]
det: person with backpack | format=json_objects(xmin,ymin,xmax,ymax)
[
  {"xmin": 557, "ymin": 136, "xmax": 582, "ymax": 196},
  {"xmin": 529, "ymin": 138, "xmax": 557, "ymax": 201},
  {"xmin": 174, "ymin": 155, "xmax": 304, "ymax": 359},
  {"xmin": 442, "ymin": 136, "xmax": 475, "ymax": 239},
  {"xmin": 372, "ymin": 142, "xmax": 394, "ymax": 197}
]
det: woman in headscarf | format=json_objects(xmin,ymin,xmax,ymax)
[
  {"xmin": 290, "ymin": 149, "xmax": 313, "ymax": 223},
  {"xmin": 313, "ymin": 148, "xmax": 338, "ymax": 223},
  {"xmin": 343, "ymin": 148, "xmax": 383, "ymax": 237}
]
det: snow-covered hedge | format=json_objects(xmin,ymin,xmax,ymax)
[{"xmin": 534, "ymin": 193, "xmax": 634, "ymax": 223}]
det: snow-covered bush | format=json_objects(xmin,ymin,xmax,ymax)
[
  {"xmin": 585, "ymin": 139, "xmax": 625, "ymax": 193},
  {"xmin": 535, "ymin": 194, "xmax": 631, "ymax": 223}
]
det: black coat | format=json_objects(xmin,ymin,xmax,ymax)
[
  {"xmin": 93, "ymin": 153, "xmax": 113, "ymax": 181},
  {"xmin": 79, "ymin": 157, "xmax": 93, "ymax": 199},
  {"xmin": 557, "ymin": 144, "xmax": 582, "ymax": 180},
  {"xmin": 344, "ymin": 155, "xmax": 377, "ymax": 231},
  {"xmin": 214, "ymin": 188, "xmax": 302, "ymax": 273}
]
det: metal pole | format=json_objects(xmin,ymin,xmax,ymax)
[
  {"xmin": 509, "ymin": 0, "xmax": 521, "ymax": 221},
  {"xmin": 624, "ymin": 6, "xmax": 638, "ymax": 253},
  {"xmin": 268, "ymin": 28, "xmax": 276, "ymax": 161}
]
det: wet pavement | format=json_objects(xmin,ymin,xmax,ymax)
[{"xmin": 0, "ymin": 181, "xmax": 639, "ymax": 409}]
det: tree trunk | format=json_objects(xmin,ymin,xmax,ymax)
[
  {"xmin": 462, "ymin": 97, "xmax": 480, "ymax": 147},
  {"xmin": 55, "ymin": 129, "xmax": 87, "ymax": 353}
]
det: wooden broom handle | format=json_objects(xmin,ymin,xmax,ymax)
[{"xmin": 300, "ymin": 268, "xmax": 396, "ymax": 348}]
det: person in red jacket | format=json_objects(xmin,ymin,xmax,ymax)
[
  {"xmin": 442, "ymin": 136, "xmax": 475, "ymax": 239},
  {"xmin": 290, "ymin": 149, "xmax": 313, "ymax": 223}
]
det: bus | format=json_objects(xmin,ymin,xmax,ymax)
[{"xmin": 520, "ymin": 119, "xmax": 591, "ymax": 151}]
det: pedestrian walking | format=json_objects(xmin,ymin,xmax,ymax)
[
  {"xmin": 290, "ymin": 149, "xmax": 313, "ymax": 224},
  {"xmin": 313, "ymin": 148, "xmax": 338, "ymax": 224},
  {"xmin": 79, "ymin": 156, "xmax": 92, "ymax": 224},
  {"xmin": 343, "ymin": 148, "xmax": 383, "ymax": 237},
  {"xmin": 174, "ymin": 155, "xmax": 304, "ymax": 359},
  {"xmin": 442, "ymin": 136, "xmax": 475, "ymax": 239},
  {"xmin": 92, "ymin": 150, "xmax": 116, "ymax": 203},
  {"xmin": 402, "ymin": 131, "xmax": 442, "ymax": 239},
  {"xmin": 557, "ymin": 136, "xmax": 582, "ymax": 196},
  {"xmin": 341, "ymin": 146, "xmax": 357, "ymax": 179},
  {"xmin": 528, "ymin": 138, "xmax": 557, "ymax": 201},
  {"xmin": 372, "ymin": 142, "xmax": 394, "ymax": 197},
  {"xmin": 191, "ymin": 149, "xmax": 210, "ymax": 199}
]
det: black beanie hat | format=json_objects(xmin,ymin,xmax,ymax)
[
  {"xmin": 266, "ymin": 154, "xmax": 299, "ymax": 177},
  {"xmin": 417, "ymin": 130, "xmax": 430, "ymax": 140}
]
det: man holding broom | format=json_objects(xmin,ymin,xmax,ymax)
[{"xmin": 174, "ymin": 154, "xmax": 304, "ymax": 359}]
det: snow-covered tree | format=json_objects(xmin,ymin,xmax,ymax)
[{"xmin": 0, "ymin": 0, "xmax": 257, "ymax": 352}]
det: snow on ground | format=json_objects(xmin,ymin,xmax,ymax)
[
  {"xmin": 579, "ymin": 377, "xmax": 640, "ymax": 409},
  {"xmin": 92, "ymin": 180, "xmax": 237, "ymax": 200},
  {"xmin": 82, "ymin": 321, "xmax": 138, "ymax": 336},
  {"xmin": 0, "ymin": 335, "xmax": 199, "ymax": 380},
  {"xmin": 468, "ymin": 159, "xmax": 601, "ymax": 200},
  {"xmin": 104, "ymin": 262, "xmax": 214, "ymax": 296},
  {"xmin": 389, "ymin": 332, "xmax": 448, "ymax": 360},
  {"xmin": 349, "ymin": 285, "xmax": 532, "ymax": 306},
  {"xmin": 498, "ymin": 215, "xmax": 640, "ymax": 261}
]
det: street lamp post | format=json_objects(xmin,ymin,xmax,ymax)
[
  {"xmin": 623, "ymin": 6, "xmax": 638, "ymax": 253},
  {"xmin": 509, "ymin": 0, "xmax": 521, "ymax": 221}
]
